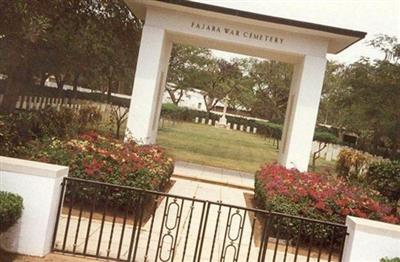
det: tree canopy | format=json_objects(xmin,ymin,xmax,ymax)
[
  {"xmin": 0, "ymin": 0, "xmax": 142, "ymax": 112},
  {"xmin": 318, "ymin": 35, "xmax": 400, "ymax": 159}
]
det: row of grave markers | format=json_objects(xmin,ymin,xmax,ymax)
[
  {"xmin": 194, "ymin": 116, "xmax": 257, "ymax": 134},
  {"xmin": 0, "ymin": 94, "xmax": 128, "ymax": 114}
]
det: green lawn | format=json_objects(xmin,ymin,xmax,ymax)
[{"xmin": 157, "ymin": 121, "xmax": 335, "ymax": 174}]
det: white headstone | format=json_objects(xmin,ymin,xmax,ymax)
[
  {"xmin": 246, "ymin": 126, "xmax": 251, "ymax": 133},
  {"xmin": 233, "ymin": 123, "xmax": 237, "ymax": 130},
  {"xmin": 226, "ymin": 123, "xmax": 230, "ymax": 130},
  {"xmin": 201, "ymin": 118, "xmax": 206, "ymax": 124},
  {"xmin": 208, "ymin": 119, "xmax": 212, "ymax": 125},
  {"xmin": 253, "ymin": 127, "xmax": 257, "ymax": 134},
  {"xmin": 240, "ymin": 125, "xmax": 244, "ymax": 131},
  {"xmin": 195, "ymin": 117, "xmax": 199, "ymax": 123}
]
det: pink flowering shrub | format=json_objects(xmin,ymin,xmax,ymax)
[
  {"xmin": 254, "ymin": 164, "xmax": 399, "ymax": 247},
  {"xmin": 255, "ymin": 163, "xmax": 399, "ymax": 225},
  {"xmin": 32, "ymin": 131, "xmax": 174, "ymax": 207}
]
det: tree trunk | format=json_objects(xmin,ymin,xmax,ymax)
[
  {"xmin": 312, "ymin": 142, "xmax": 327, "ymax": 171},
  {"xmin": 0, "ymin": 67, "xmax": 25, "ymax": 113},
  {"xmin": 107, "ymin": 76, "xmax": 112, "ymax": 104},
  {"xmin": 116, "ymin": 122, "xmax": 121, "ymax": 139},
  {"xmin": 166, "ymin": 87, "xmax": 178, "ymax": 105},
  {"xmin": 55, "ymin": 74, "xmax": 67, "ymax": 97},
  {"xmin": 72, "ymin": 73, "xmax": 80, "ymax": 100}
]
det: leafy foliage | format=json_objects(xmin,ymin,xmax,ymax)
[
  {"xmin": 319, "ymin": 35, "xmax": 400, "ymax": 159},
  {"xmin": 167, "ymin": 44, "xmax": 212, "ymax": 105},
  {"xmin": 381, "ymin": 258, "xmax": 400, "ymax": 262},
  {"xmin": 255, "ymin": 164, "xmax": 399, "ymax": 225},
  {"xmin": 0, "ymin": 107, "xmax": 101, "ymax": 156},
  {"xmin": 0, "ymin": 191, "xmax": 23, "ymax": 233},
  {"xmin": 33, "ymin": 132, "xmax": 174, "ymax": 207},
  {"xmin": 0, "ymin": 0, "xmax": 141, "ymax": 112},
  {"xmin": 247, "ymin": 59, "xmax": 293, "ymax": 121},
  {"xmin": 313, "ymin": 132, "xmax": 338, "ymax": 144},
  {"xmin": 367, "ymin": 160, "xmax": 400, "ymax": 208},
  {"xmin": 336, "ymin": 148, "xmax": 375, "ymax": 181},
  {"xmin": 254, "ymin": 164, "xmax": 399, "ymax": 247}
]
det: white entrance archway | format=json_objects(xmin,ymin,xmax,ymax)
[{"xmin": 124, "ymin": 0, "xmax": 365, "ymax": 171}]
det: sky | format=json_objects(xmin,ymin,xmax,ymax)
[{"xmin": 190, "ymin": 0, "xmax": 400, "ymax": 64}]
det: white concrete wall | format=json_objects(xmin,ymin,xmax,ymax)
[
  {"xmin": 343, "ymin": 216, "xmax": 400, "ymax": 262},
  {"xmin": 311, "ymin": 141, "xmax": 344, "ymax": 161},
  {"xmin": 0, "ymin": 156, "xmax": 68, "ymax": 257}
]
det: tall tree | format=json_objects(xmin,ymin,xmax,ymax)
[
  {"xmin": 318, "ymin": 35, "xmax": 400, "ymax": 158},
  {"xmin": 0, "ymin": 0, "xmax": 50, "ymax": 112},
  {"xmin": 0, "ymin": 0, "xmax": 142, "ymax": 112},
  {"xmin": 166, "ymin": 44, "xmax": 211, "ymax": 105},
  {"xmin": 248, "ymin": 59, "xmax": 293, "ymax": 121},
  {"xmin": 192, "ymin": 58, "xmax": 244, "ymax": 113}
]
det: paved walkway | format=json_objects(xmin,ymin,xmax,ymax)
[{"xmin": 173, "ymin": 161, "xmax": 254, "ymax": 190}]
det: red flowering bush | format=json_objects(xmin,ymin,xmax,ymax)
[
  {"xmin": 254, "ymin": 163, "xmax": 399, "ymax": 247},
  {"xmin": 33, "ymin": 131, "xmax": 174, "ymax": 207},
  {"xmin": 255, "ymin": 163, "xmax": 398, "ymax": 225}
]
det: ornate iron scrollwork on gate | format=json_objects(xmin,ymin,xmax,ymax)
[
  {"xmin": 220, "ymin": 208, "xmax": 247, "ymax": 262},
  {"xmin": 157, "ymin": 197, "xmax": 184, "ymax": 262}
]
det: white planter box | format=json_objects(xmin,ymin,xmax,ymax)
[{"xmin": 0, "ymin": 156, "xmax": 68, "ymax": 257}]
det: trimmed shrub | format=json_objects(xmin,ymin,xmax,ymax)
[
  {"xmin": 381, "ymin": 258, "xmax": 400, "ymax": 262},
  {"xmin": 255, "ymin": 163, "xmax": 399, "ymax": 248},
  {"xmin": 255, "ymin": 121, "xmax": 283, "ymax": 140},
  {"xmin": 336, "ymin": 148, "xmax": 375, "ymax": 181},
  {"xmin": 367, "ymin": 160, "xmax": 400, "ymax": 209},
  {"xmin": 0, "ymin": 191, "xmax": 23, "ymax": 233},
  {"xmin": 255, "ymin": 163, "xmax": 399, "ymax": 225},
  {"xmin": 313, "ymin": 131, "xmax": 338, "ymax": 144},
  {"xmin": 30, "ymin": 131, "xmax": 174, "ymax": 208}
]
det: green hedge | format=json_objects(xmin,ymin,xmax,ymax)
[
  {"xmin": 367, "ymin": 160, "xmax": 400, "ymax": 207},
  {"xmin": 0, "ymin": 191, "xmax": 23, "ymax": 233}
]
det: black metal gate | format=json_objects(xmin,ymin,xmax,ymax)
[{"xmin": 52, "ymin": 177, "xmax": 347, "ymax": 261}]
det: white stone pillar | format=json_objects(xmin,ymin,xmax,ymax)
[
  {"xmin": 125, "ymin": 24, "xmax": 172, "ymax": 144},
  {"xmin": 279, "ymin": 55, "xmax": 327, "ymax": 171}
]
